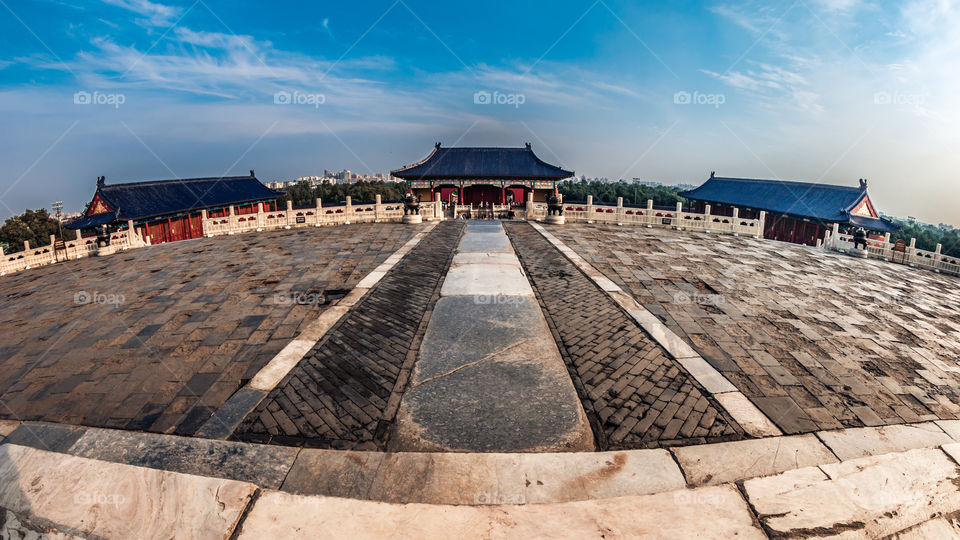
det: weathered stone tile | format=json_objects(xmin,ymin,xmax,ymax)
[
  {"xmin": 282, "ymin": 448, "xmax": 385, "ymax": 498},
  {"xmin": 238, "ymin": 485, "xmax": 764, "ymax": 539},
  {"xmin": 745, "ymin": 448, "xmax": 960, "ymax": 537},
  {"xmin": 69, "ymin": 428, "xmax": 298, "ymax": 488},
  {"xmin": 2, "ymin": 422, "xmax": 86, "ymax": 453},
  {"xmin": 671, "ymin": 434, "xmax": 836, "ymax": 486},
  {"xmin": 439, "ymin": 263, "xmax": 534, "ymax": 297},
  {"xmin": 0, "ymin": 443, "xmax": 255, "ymax": 539},
  {"xmin": 816, "ymin": 422, "xmax": 953, "ymax": 460}
]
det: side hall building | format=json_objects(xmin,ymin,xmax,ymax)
[
  {"xmin": 391, "ymin": 143, "xmax": 573, "ymax": 206},
  {"xmin": 67, "ymin": 172, "xmax": 283, "ymax": 243},
  {"xmin": 682, "ymin": 174, "xmax": 900, "ymax": 247}
]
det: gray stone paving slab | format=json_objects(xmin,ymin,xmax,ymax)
[
  {"xmin": 412, "ymin": 297, "xmax": 545, "ymax": 382},
  {"xmin": 1, "ymin": 422, "xmax": 86, "ymax": 453},
  {"xmin": 456, "ymin": 232, "xmax": 513, "ymax": 253},
  {"xmin": 69, "ymin": 428, "xmax": 299, "ymax": 488},
  {"xmin": 439, "ymin": 263, "xmax": 534, "ymax": 297},
  {"xmin": 465, "ymin": 222, "xmax": 503, "ymax": 232}
]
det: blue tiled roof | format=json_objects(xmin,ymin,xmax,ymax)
[
  {"xmin": 67, "ymin": 175, "xmax": 282, "ymax": 229},
  {"xmin": 392, "ymin": 144, "xmax": 573, "ymax": 180},
  {"xmin": 681, "ymin": 176, "xmax": 899, "ymax": 232}
]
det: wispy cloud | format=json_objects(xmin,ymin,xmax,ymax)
[{"xmin": 101, "ymin": 0, "xmax": 181, "ymax": 27}]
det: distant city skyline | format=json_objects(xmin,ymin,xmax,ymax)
[{"xmin": 1, "ymin": 0, "xmax": 958, "ymax": 226}]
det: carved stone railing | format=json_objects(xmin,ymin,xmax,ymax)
[
  {"xmin": 0, "ymin": 224, "xmax": 149, "ymax": 276},
  {"xmin": 532, "ymin": 197, "xmax": 764, "ymax": 238},
  {"xmin": 827, "ymin": 231, "xmax": 959, "ymax": 277}
]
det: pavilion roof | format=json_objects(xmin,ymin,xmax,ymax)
[
  {"xmin": 391, "ymin": 143, "xmax": 573, "ymax": 180},
  {"xmin": 67, "ymin": 174, "xmax": 281, "ymax": 229}
]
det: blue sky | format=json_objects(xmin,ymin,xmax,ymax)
[{"xmin": 0, "ymin": 0, "xmax": 957, "ymax": 225}]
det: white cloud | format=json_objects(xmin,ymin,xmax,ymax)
[{"xmin": 101, "ymin": 0, "xmax": 181, "ymax": 27}]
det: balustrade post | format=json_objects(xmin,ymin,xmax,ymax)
[
  {"xmin": 285, "ymin": 200, "xmax": 293, "ymax": 229},
  {"xmin": 375, "ymin": 194, "xmax": 382, "ymax": 222},
  {"xmin": 49, "ymin": 234, "xmax": 57, "ymax": 262},
  {"xmin": 345, "ymin": 196, "xmax": 352, "ymax": 224},
  {"xmin": 586, "ymin": 195, "xmax": 594, "ymax": 223},
  {"xmin": 616, "ymin": 197, "xmax": 624, "ymax": 225},
  {"xmin": 757, "ymin": 211, "xmax": 766, "ymax": 239},
  {"xmin": 126, "ymin": 220, "xmax": 135, "ymax": 247},
  {"xmin": 315, "ymin": 198, "xmax": 323, "ymax": 226},
  {"xmin": 935, "ymin": 243, "xmax": 943, "ymax": 272},
  {"xmin": 526, "ymin": 192, "xmax": 535, "ymax": 221}
]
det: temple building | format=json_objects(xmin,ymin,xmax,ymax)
[
  {"xmin": 67, "ymin": 172, "xmax": 282, "ymax": 243},
  {"xmin": 681, "ymin": 174, "xmax": 900, "ymax": 247},
  {"xmin": 391, "ymin": 143, "xmax": 573, "ymax": 205}
]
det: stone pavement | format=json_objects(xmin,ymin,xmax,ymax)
[
  {"xmin": 505, "ymin": 222, "xmax": 744, "ymax": 449},
  {"xmin": 391, "ymin": 221, "xmax": 592, "ymax": 452},
  {"xmin": 233, "ymin": 221, "xmax": 463, "ymax": 448},
  {"xmin": 0, "ymin": 224, "xmax": 419, "ymax": 434},
  {"xmin": 552, "ymin": 224, "xmax": 960, "ymax": 435}
]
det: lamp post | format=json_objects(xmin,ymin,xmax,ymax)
[{"xmin": 51, "ymin": 201, "xmax": 64, "ymax": 239}]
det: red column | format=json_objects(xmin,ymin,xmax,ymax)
[{"xmin": 501, "ymin": 186, "xmax": 506, "ymax": 205}]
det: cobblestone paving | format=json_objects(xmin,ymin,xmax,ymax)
[
  {"xmin": 233, "ymin": 221, "xmax": 463, "ymax": 449},
  {"xmin": 0, "ymin": 224, "xmax": 418, "ymax": 434},
  {"xmin": 553, "ymin": 224, "xmax": 960, "ymax": 434},
  {"xmin": 505, "ymin": 222, "xmax": 744, "ymax": 449}
]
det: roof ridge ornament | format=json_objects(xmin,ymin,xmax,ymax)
[
  {"xmin": 710, "ymin": 171, "xmax": 715, "ymax": 178},
  {"xmin": 525, "ymin": 142, "xmax": 531, "ymax": 150},
  {"xmin": 96, "ymin": 176, "xmax": 105, "ymax": 188},
  {"xmin": 859, "ymin": 178, "xmax": 867, "ymax": 191},
  {"xmin": 435, "ymin": 142, "xmax": 441, "ymax": 149}
]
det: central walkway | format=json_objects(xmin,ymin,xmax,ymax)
[{"xmin": 391, "ymin": 220, "xmax": 594, "ymax": 452}]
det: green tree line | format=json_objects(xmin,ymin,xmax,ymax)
[{"xmin": 557, "ymin": 180, "xmax": 688, "ymax": 207}]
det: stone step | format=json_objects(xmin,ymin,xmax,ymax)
[
  {"xmin": 237, "ymin": 444, "xmax": 960, "ymax": 539},
  {"xmin": 9, "ymin": 418, "xmax": 960, "ymax": 507},
  {"xmin": 6, "ymin": 428, "xmax": 960, "ymax": 537}
]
